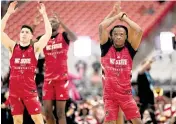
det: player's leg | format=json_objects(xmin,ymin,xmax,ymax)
[
  {"xmin": 55, "ymin": 80, "xmax": 69, "ymax": 124},
  {"xmin": 119, "ymin": 95, "xmax": 142, "ymax": 124},
  {"xmin": 103, "ymin": 107, "xmax": 124, "ymax": 124},
  {"xmin": 56, "ymin": 100, "xmax": 67, "ymax": 124},
  {"xmin": 9, "ymin": 96, "xmax": 24, "ymax": 124},
  {"xmin": 43, "ymin": 100, "xmax": 56, "ymax": 124},
  {"xmin": 23, "ymin": 95, "xmax": 44, "ymax": 124},
  {"xmin": 116, "ymin": 108, "xmax": 124, "ymax": 124},
  {"xmin": 43, "ymin": 80, "xmax": 56, "ymax": 124},
  {"xmin": 131, "ymin": 118, "xmax": 142, "ymax": 124},
  {"xmin": 103, "ymin": 99, "xmax": 119, "ymax": 124},
  {"xmin": 31, "ymin": 114, "xmax": 44, "ymax": 124},
  {"xmin": 13, "ymin": 115, "xmax": 23, "ymax": 124},
  {"xmin": 104, "ymin": 120, "xmax": 117, "ymax": 124}
]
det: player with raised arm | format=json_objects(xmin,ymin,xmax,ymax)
[
  {"xmin": 36, "ymin": 12, "xmax": 77, "ymax": 124},
  {"xmin": 1, "ymin": 1, "xmax": 52, "ymax": 124},
  {"xmin": 99, "ymin": 1, "xmax": 143, "ymax": 124}
]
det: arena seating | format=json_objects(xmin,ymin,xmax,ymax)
[{"xmin": 4, "ymin": 1, "xmax": 175, "ymax": 42}]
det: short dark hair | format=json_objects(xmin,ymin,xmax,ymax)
[
  {"xmin": 110, "ymin": 25, "xmax": 128, "ymax": 39},
  {"xmin": 21, "ymin": 25, "xmax": 33, "ymax": 34}
]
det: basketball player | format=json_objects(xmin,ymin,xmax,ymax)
[
  {"xmin": 1, "ymin": 1, "xmax": 52, "ymax": 124},
  {"xmin": 99, "ymin": 1, "xmax": 143, "ymax": 124},
  {"xmin": 102, "ymin": 2, "xmax": 125, "ymax": 124},
  {"xmin": 36, "ymin": 13, "xmax": 77, "ymax": 124}
]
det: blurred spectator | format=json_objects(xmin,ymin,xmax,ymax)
[
  {"xmin": 90, "ymin": 61, "xmax": 102, "ymax": 96},
  {"xmin": 74, "ymin": 60, "xmax": 92, "ymax": 98},
  {"xmin": 90, "ymin": 61, "xmax": 101, "ymax": 85},
  {"xmin": 75, "ymin": 60, "xmax": 87, "ymax": 74},
  {"xmin": 154, "ymin": 88, "xmax": 176, "ymax": 123},
  {"xmin": 142, "ymin": 109, "xmax": 153, "ymax": 123},
  {"xmin": 68, "ymin": 70, "xmax": 83, "ymax": 101},
  {"xmin": 66, "ymin": 98, "xmax": 78, "ymax": 124},
  {"xmin": 1, "ymin": 91, "xmax": 13, "ymax": 124},
  {"xmin": 75, "ymin": 101, "xmax": 97, "ymax": 124},
  {"xmin": 92, "ymin": 105, "xmax": 104, "ymax": 124},
  {"xmin": 92, "ymin": 61, "xmax": 101, "ymax": 73},
  {"xmin": 137, "ymin": 59, "xmax": 157, "ymax": 124},
  {"xmin": 1, "ymin": 69, "xmax": 10, "ymax": 86},
  {"xmin": 1, "ymin": 71, "xmax": 12, "ymax": 124}
]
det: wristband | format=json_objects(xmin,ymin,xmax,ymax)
[{"xmin": 120, "ymin": 13, "xmax": 127, "ymax": 20}]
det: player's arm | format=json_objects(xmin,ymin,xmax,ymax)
[
  {"xmin": 54, "ymin": 13, "xmax": 77, "ymax": 42},
  {"xmin": 1, "ymin": 1, "xmax": 17, "ymax": 51},
  {"xmin": 60, "ymin": 20, "xmax": 77, "ymax": 42},
  {"xmin": 31, "ymin": 14, "xmax": 43, "ymax": 31},
  {"xmin": 104, "ymin": 2, "xmax": 121, "ymax": 20},
  {"xmin": 99, "ymin": 12, "xmax": 123, "ymax": 45},
  {"xmin": 104, "ymin": 10, "xmax": 116, "ymax": 20},
  {"xmin": 99, "ymin": 1, "xmax": 123, "ymax": 45},
  {"xmin": 31, "ymin": 14, "xmax": 43, "ymax": 44},
  {"xmin": 34, "ymin": 3, "xmax": 52, "ymax": 53},
  {"xmin": 122, "ymin": 14, "xmax": 143, "ymax": 50}
]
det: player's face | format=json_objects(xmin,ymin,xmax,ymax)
[
  {"xmin": 20, "ymin": 28, "xmax": 33, "ymax": 43},
  {"xmin": 49, "ymin": 17, "xmax": 59, "ymax": 32},
  {"xmin": 112, "ymin": 28, "xmax": 127, "ymax": 47}
]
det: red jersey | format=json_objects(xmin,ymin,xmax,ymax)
[
  {"xmin": 43, "ymin": 32, "xmax": 69, "ymax": 80},
  {"xmin": 100, "ymin": 39, "xmax": 136, "ymax": 98},
  {"xmin": 9, "ymin": 44, "xmax": 37, "ymax": 97}
]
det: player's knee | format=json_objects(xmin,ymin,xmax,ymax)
[
  {"xmin": 31, "ymin": 114, "xmax": 44, "ymax": 124},
  {"xmin": 45, "ymin": 112, "xmax": 54, "ymax": 120},
  {"xmin": 56, "ymin": 109, "xmax": 65, "ymax": 120},
  {"xmin": 14, "ymin": 118, "xmax": 23, "ymax": 124},
  {"xmin": 32, "ymin": 117, "xmax": 42, "ymax": 124},
  {"xmin": 131, "ymin": 118, "xmax": 143, "ymax": 124},
  {"xmin": 44, "ymin": 108, "xmax": 53, "ymax": 116},
  {"xmin": 43, "ymin": 108, "xmax": 54, "ymax": 121},
  {"xmin": 32, "ymin": 118, "xmax": 44, "ymax": 124}
]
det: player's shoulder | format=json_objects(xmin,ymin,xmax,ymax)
[
  {"xmin": 100, "ymin": 38, "xmax": 112, "ymax": 57},
  {"xmin": 11, "ymin": 43, "xmax": 19, "ymax": 51},
  {"xmin": 125, "ymin": 41, "xmax": 137, "ymax": 59},
  {"xmin": 62, "ymin": 32, "xmax": 70, "ymax": 45}
]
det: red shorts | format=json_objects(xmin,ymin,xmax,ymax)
[
  {"xmin": 104, "ymin": 94, "xmax": 140, "ymax": 122},
  {"xmin": 9, "ymin": 95, "xmax": 41, "ymax": 116},
  {"xmin": 42, "ymin": 79, "xmax": 69, "ymax": 100}
]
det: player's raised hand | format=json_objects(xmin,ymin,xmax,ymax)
[
  {"xmin": 113, "ymin": 1, "xmax": 121, "ymax": 15},
  {"xmin": 38, "ymin": 3, "xmax": 46, "ymax": 15},
  {"xmin": 7, "ymin": 1, "xmax": 18, "ymax": 14},
  {"xmin": 117, "ymin": 11, "xmax": 126, "ymax": 20}
]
